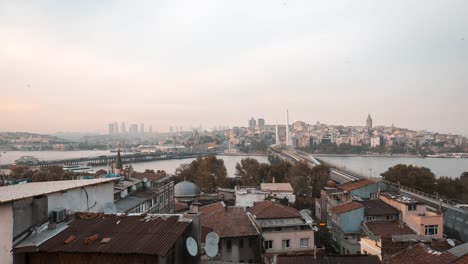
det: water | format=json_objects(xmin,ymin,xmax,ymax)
[
  {"xmin": 319, "ymin": 156, "xmax": 468, "ymax": 178},
  {"xmin": 94, "ymin": 155, "xmax": 270, "ymax": 178},
  {"xmin": 0, "ymin": 151, "xmax": 269, "ymax": 178}
]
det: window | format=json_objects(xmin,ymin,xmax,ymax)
[
  {"xmin": 367, "ymin": 216, "xmax": 376, "ymax": 221},
  {"xmin": 370, "ymin": 192, "xmax": 377, "ymax": 199},
  {"xmin": 227, "ymin": 239, "xmax": 232, "ymax": 252},
  {"xmin": 386, "ymin": 215, "xmax": 395, "ymax": 220},
  {"xmin": 239, "ymin": 238, "xmax": 244, "ymax": 248},
  {"xmin": 425, "ymin": 225, "xmax": 438, "ymax": 235},
  {"xmin": 408, "ymin": 204, "xmax": 417, "ymax": 211},
  {"xmin": 300, "ymin": 238, "xmax": 309, "ymax": 248},
  {"xmin": 282, "ymin": 240, "xmax": 290, "ymax": 249},
  {"xmin": 159, "ymin": 194, "xmax": 163, "ymax": 204},
  {"xmin": 264, "ymin": 240, "xmax": 273, "ymax": 250},
  {"xmin": 248, "ymin": 238, "xmax": 254, "ymax": 248}
]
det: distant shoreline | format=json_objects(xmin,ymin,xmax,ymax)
[{"xmin": 313, "ymin": 154, "xmax": 420, "ymax": 158}]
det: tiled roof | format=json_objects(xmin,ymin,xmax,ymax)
[
  {"xmin": 453, "ymin": 255, "xmax": 468, "ymax": 264},
  {"xmin": 200, "ymin": 202, "xmax": 258, "ymax": 238},
  {"xmin": 331, "ymin": 202, "xmax": 364, "ymax": 215},
  {"xmin": 448, "ymin": 243, "xmax": 468, "ymax": 258},
  {"xmin": 248, "ymin": 200, "xmax": 302, "ymax": 219},
  {"xmin": 386, "ymin": 243, "xmax": 457, "ymax": 264},
  {"xmin": 277, "ymin": 254, "xmax": 381, "ymax": 264},
  {"xmin": 0, "ymin": 179, "xmax": 115, "ymax": 204},
  {"xmin": 361, "ymin": 199, "xmax": 399, "ymax": 216},
  {"xmin": 131, "ymin": 172, "xmax": 167, "ymax": 181},
  {"xmin": 364, "ymin": 221, "xmax": 416, "ymax": 236},
  {"xmin": 338, "ymin": 179, "xmax": 375, "ymax": 192},
  {"xmin": 15, "ymin": 214, "xmax": 190, "ymax": 257}
]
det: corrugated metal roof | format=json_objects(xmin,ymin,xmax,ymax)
[
  {"xmin": 261, "ymin": 183, "xmax": 294, "ymax": 193},
  {"xmin": 0, "ymin": 179, "xmax": 115, "ymax": 204},
  {"xmin": 249, "ymin": 200, "xmax": 301, "ymax": 219},
  {"xmin": 16, "ymin": 214, "xmax": 190, "ymax": 257},
  {"xmin": 447, "ymin": 243, "xmax": 468, "ymax": 258}
]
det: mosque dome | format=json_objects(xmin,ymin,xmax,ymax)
[{"xmin": 174, "ymin": 180, "xmax": 199, "ymax": 202}]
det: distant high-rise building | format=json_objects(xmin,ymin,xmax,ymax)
[
  {"xmin": 108, "ymin": 123, "xmax": 115, "ymax": 135},
  {"xmin": 114, "ymin": 122, "xmax": 119, "ymax": 134},
  {"xmin": 248, "ymin": 118, "xmax": 256, "ymax": 129},
  {"xmin": 149, "ymin": 126, "xmax": 153, "ymax": 134},
  {"xmin": 140, "ymin": 123, "xmax": 144, "ymax": 135},
  {"xmin": 366, "ymin": 114, "xmax": 373, "ymax": 129},
  {"xmin": 121, "ymin": 122, "xmax": 126, "ymax": 134},
  {"xmin": 170, "ymin": 126, "xmax": 174, "ymax": 133},
  {"xmin": 275, "ymin": 122, "xmax": 280, "ymax": 146},
  {"xmin": 286, "ymin": 110, "xmax": 291, "ymax": 147},
  {"xmin": 258, "ymin": 118, "xmax": 265, "ymax": 128},
  {"xmin": 129, "ymin": 124, "xmax": 138, "ymax": 135}
]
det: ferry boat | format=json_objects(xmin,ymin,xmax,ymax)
[
  {"xmin": 62, "ymin": 165, "xmax": 95, "ymax": 173},
  {"xmin": 14, "ymin": 156, "xmax": 40, "ymax": 165}
]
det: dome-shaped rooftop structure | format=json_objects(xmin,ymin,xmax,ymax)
[{"xmin": 174, "ymin": 180, "xmax": 199, "ymax": 203}]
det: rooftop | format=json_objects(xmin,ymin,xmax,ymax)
[
  {"xmin": 386, "ymin": 243, "xmax": 457, "ymax": 264},
  {"xmin": 338, "ymin": 179, "xmax": 375, "ymax": 192},
  {"xmin": 0, "ymin": 178, "xmax": 115, "ymax": 204},
  {"xmin": 200, "ymin": 202, "xmax": 258, "ymax": 238},
  {"xmin": 380, "ymin": 192, "xmax": 421, "ymax": 204},
  {"xmin": 15, "ymin": 213, "xmax": 190, "ymax": 257},
  {"xmin": 276, "ymin": 254, "xmax": 381, "ymax": 264},
  {"xmin": 360, "ymin": 199, "xmax": 399, "ymax": 216},
  {"xmin": 364, "ymin": 221, "xmax": 416, "ymax": 236},
  {"xmin": 261, "ymin": 183, "xmax": 294, "ymax": 193},
  {"xmin": 131, "ymin": 172, "xmax": 169, "ymax": 182},
  {"xmin": 249, "ymin": 200, "xmax": 302, "ymax": 219},
  {"xmin": 331, "ymin": 201, "xmax": 364, "ymax": 215}
]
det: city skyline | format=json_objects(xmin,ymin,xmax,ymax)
[{"xmin": 1, "ymin": 1, "xmax": 467, "ymax": 135}]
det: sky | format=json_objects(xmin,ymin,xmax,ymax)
[{"xmin": 0, "ymin": 0, "xmax": 467, "ymax": 135}]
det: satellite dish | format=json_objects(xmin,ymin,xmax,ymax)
[
  {"xmin": 186, "ymin": 237, "xmax": 198, "ymax": 256},
  {"xmin": 143, "ymin": 178, "xmax": 148, "ymax": 183},
  {"xmin": 205, "ymin": 237, "xmax": 219, "ymax": 258},
  {"xmin": 131, "ymin": 185, "xmax": 137, "ymax": 191},
  {"xmin": 120, "ymin": 191, "xmax": 126, "ymax": 198},
  {"xmin": 206, "ymin": 232, "xmax": 220, "ymax": 244},
  {"xmin": 145, "ymin": 182, "xmax": 151, "ymax": 188},
  {"xmin": 103, "ymin": 202, "xmax": 117, "ymax": 214},
  {"xmin": 448, "ymin": 238, "xmax": 455, "ymax": 247}
]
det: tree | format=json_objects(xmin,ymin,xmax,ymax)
[
  {"xmin": 381, "ymin": 164, "xmax": 436, "ymax": 194},
  {"xmin": 235, "ymin": 158, "xmax": 270, "ymax": 186},
  {"xmin": 175, "ymin": 156, "xmax": 228, "ymax": 193}
]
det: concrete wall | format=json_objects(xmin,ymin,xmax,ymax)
[
  {"xmin": 338, "ymin": 208, "xmax": 364, "ymax": 234},
  {"xmin": 379, "ymin": 195, "xmax": 443, "ymax": 238},
  {"xmin": 0, "ymin": 203, "xmax": 13, "ymax": 264},
  {"xmin": 47, "ymin": 182, "xmax": 114, "ymax": 213},
  {"xmin": 360, "ymin": 237, "xmax": 382, "ymax": 260},
  {"xmin": 262, "ymin": 229, "xmax": 315, "ymax": 254},
  {"xmin": 219, "ymin": 237, "xmax": 257, "ymax": 263},
  {"xmin": 350, "ymin": 183, "xmax": 379, "ymax": 199}
]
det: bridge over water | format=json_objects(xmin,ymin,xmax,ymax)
[
  {"xmin": 2, "ymin": 151, "xmax": 220, "ymax": 168},
  {"xmin": 269, "ymin": 147, "xmax": 468, "ymax": 242}
]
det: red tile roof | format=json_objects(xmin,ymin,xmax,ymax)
[
  {"xmin": 331, "ymin": 202, "xmax": 364, "ymax": 215},
  {"xmin": 276, "ymin": 254, "xmax": 381, "ymax": 264},
  {"xmin": 200, "ymin": 202, "xmax": 258, "ymax": 238},
  {"xmin": 338, "ymin": 179, "xmax": 375, "ymax": 192},
  {"xmin": 386, "ymin": 243, "xmax": 457, "ymax": 264},
  {"xmin": 364, "ymin": 221, "xmax": 416, "ymax": 236},
  {"xmin": 17, "ymin": 214, "xmax": 190, "ymax": 257},
  {"xmin": 248, "ymin": 200, "xmax": 302, "ymax": 219}
]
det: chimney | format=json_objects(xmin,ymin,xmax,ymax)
[{"xmin": 190, "ymin": 202, "xmax": 200, "ymax": 214}]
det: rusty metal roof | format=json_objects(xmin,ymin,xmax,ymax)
[{"xmin": 16, "ymin": 214, "xmax": 190, "ymax": 257}]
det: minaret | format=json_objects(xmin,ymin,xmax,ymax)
[
  {"xmin": 115, "ymin": 148, "xmax": 123, "ymax": 175},
  {"xmin": 275, "ymin": 122, "xmax": 280, "ymax": 146},
  {"xmin": 286, "ymin": 110, "xmax": 290, "ymax": 147}
]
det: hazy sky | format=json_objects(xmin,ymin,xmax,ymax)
[{"xmin": 1, "ymin": 0, "xmax": 467, "ymax": 135}]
